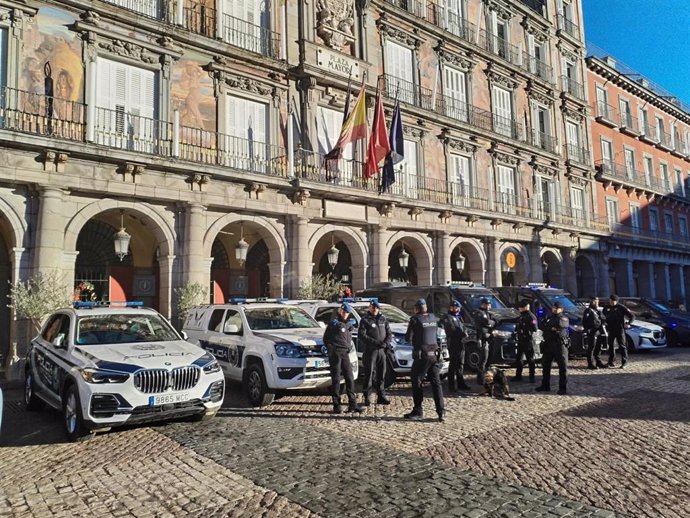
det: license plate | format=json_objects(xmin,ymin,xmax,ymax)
[
  {"xmin": 149, "ymin": 392, "xmax": 190, "ymax": 407},
  {"xmin": 311, "ymin": 359, "xmax": 329, "ymax": 369}
]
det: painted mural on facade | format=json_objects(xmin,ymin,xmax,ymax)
[{"xmin": 22, "ymin": 6, "xmax": 83, "ymax": 106}]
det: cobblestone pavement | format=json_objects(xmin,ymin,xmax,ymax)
[{"xmin": 1, "ymin": 349, "xmax": 689, "ymax": 517}]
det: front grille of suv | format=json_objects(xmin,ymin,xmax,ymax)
[{"xmin": 134, "ymin": 366, "xmax": 201, "ymax": 394}]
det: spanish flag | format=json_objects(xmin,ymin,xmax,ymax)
[
  {"xmin": 325, "ymin": 85, "xmax": 367, "ymax": 162},
  {"xmin": 364, "ymin": 88, "xmax": 391, "ymax": 179}
]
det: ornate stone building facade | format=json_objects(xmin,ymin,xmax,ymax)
[{"xmin": 0, "ymin": 0, "xmax": 610, "ymax": 362}]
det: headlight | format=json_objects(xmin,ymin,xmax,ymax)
[
  {"xmin": 492, "ymin": 329, "xmax": 513, "ymax": 338},
  {"xmin": 203, "ymin": 360, "xmax": 221, "ymax": 374},
  {"xmin": 636, "ymin": 328, "xmax": 652, "ymax": 334},
  {"xmin": 80, "ymin": 368, "xmax": 129, "ymax": 384},
  {"xmin": 274, "ymin": 342, "xmax": 304, "ymax": 358},
  {"xmin": 570, "ymin": 325, "xmax": 584, "ymax": 332}
]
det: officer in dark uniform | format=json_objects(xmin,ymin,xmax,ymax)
[
  {"xmin": 603, "ymin": 294, "xmax": 634, "ymax": 368},
  {"xmin": 536, "ymin": 301, "xmax": 570, "ymax": 395},
  {"xmin": 439, "ymin": 300, "xmax": 469, "ymax": 392},
  {"xmin": 473, "ymin": 298, "xmax": 496, "ymax": 385},
  {"xmin": 323, "ymin": 303, "xmax": 363, "ymax": 414},
  {"xmin": 403, "ymin": 298, "xmax": 445, "ymax": 422},
  {"xmin": 583, "ymin": 296, "xmax": 606, "ymax": 369},
  {"xmin": 359, "ymin": 300, "xmax": 392, "ymax": 406},
  {"xmin": 512, "ymin": 299, "xmax": 538, "ymax": 382}
]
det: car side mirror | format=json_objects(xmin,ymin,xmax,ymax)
[
  {"xmin": 317, "ymin": 321, "xmax": 327, "ymax": 329},
  {"xmin": 181, "ymin": 331, "xmax": 189, "ymax": 341},
  {"xmin": 53, "ymin": 334, "xmax": 65, "ymax": 348},
  {"xmin": 224, "ymin": 324, "xmax": 240, "ymax": 334}
]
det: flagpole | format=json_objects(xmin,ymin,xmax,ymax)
[{"xmin": 287, "ymin": 95, "xmax": 294, "ymax": 178}]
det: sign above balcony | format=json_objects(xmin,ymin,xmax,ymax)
[{"xmin": 316, "ymin": 48, "xmax": 360, "ymax": 80}]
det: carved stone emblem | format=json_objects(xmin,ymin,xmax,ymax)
[{"xmin": 316, "ymin": 0, "xmax": 355, "ymax": 52}]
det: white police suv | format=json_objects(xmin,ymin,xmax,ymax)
[
  {"xmin": 182, "ymin": 299, "xmax": 358, "ymax": 407},
  {"xmin": 303, "ymin": 298, "xmax": 449, "ymax": 387},
  {"xmin": 24, "ymin": 302, "xmax": 224, "ymax": 442}
]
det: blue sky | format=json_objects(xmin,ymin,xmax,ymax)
[{"xmin": 582, "ymin": 0, "xmax": 690, "ymax": 104}]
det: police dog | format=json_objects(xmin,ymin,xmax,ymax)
[{"xmin": 483, "ymin": 367, "xmax": 515, "ymax": 401}]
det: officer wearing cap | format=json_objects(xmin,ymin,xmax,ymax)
[
  {"xmin": 403, "ymin": 298, "xmax": 445, "ymax": 422},
  {"xmin": 536, "ymin": 301, "xmax": 570, "ymax": 394},
  {"xmin": 323, "ymin": 303, "xmax": 363, "ymax": 414},
  {"xmin": 583, "ymin": 296, "xmax": 606, "ymax": 369},
  {"xmin": 359, "ymin": 300, "xmax": 392, "ymax": 406},
  {"xmin": 473, "ymin": 297, "xmax": 496, "ymax": 385},
  {"xmin": 439, "ymin": 300, "xmax": 469, "ymax": 392},
  {"xmin": 603, "ymin": 294, "xmax": 634, "ymax": 368},
  {"xmin": 512, "ymin": 300, "xmax": 538, "ymax": 382}
]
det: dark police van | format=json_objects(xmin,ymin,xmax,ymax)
[
  {"xmin": 358, "ymin": 282, "xmax": 533, "ymax": 371},
  {"xmin": 494, "ymin": 284, "xmax": 587, "ymax": 355}
]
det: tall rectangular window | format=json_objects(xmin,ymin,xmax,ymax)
[
  {"xmin": 629, "ymin": 203, "xmax": 641, "ymax": 233},
  {"xmin": 595, "ymin": 86, "xmax": 608, "ymax": 119},
  {"xmin": 644, "ymin": 156, "xmax": 653, "ymax": 185},
  {"xmin": 639, "ymin": 107, "xmax": 649, "ymax": 134},
  {"xmin": 401, "ymin": 139, "xmax": 418, "ymax": 199},
  {"xmin": 649, "ymin": 208, "xmax": 659, "ymax": 232},
  {"xmin": 385, "ymin": 41, "xmax": 415, "ymax": 105},
  {"xmin": 656, "ymin": 116, "xmax": 665, "ymax": 142},
  {"xmin": 600, "ymin": 139, "xmax": 613, "ymax": 171},
  {"xmin": 537, "ymin": 177, "xmax": 554, "ymax": 218},
  {"xmin": 680, "ymin": 217, "xmax": 688, "ymax": 238},
  {"xmin": 443, "ymin": 67, "xmax": 467, "ymax": 121},
  {"xmin": 532, "ymin": 103, "xmax": 551, "ymax": 150},
  {"xmin": 492, "ymin": 86, "xmax": 513, "ymax": 137},
  {"xmin": 566, "ymin": 120, "xmax": 580, "ymax": 161},
  {"xmin": 664, "ymin": 212, "xmax": 674, "ymax": 235},
  {"xmin": 660, "ymin": 163, "xmax": 670, "ymax": 191},
  {"xmin": 570, "ymin": 187, "xmax": 585, "ymax": 220},
  {"xmin": 0, "ymin": 28, "xmax": 7, "ymax": 90},
  {"xmin": 450, "ymin": 154, "xmax": 471, "ymax": 206},
  {"xmin": 226, "ymin": 93, "xmax": 268, "ymax": 172},
  {"xmin": 675, "ymin": 168, "xmax": 684, "ymax": 196},
  {"xmin": 619, "ymin": 98, "xmax": 632, "ymax": 127},
  {"xmin": 606, "ymin": 198, "xmax": 619, "ymax": 229},
  {"xmin": 624, "ymin": 148, "xmax": 635, "ymax": 179},
  {"xmin": 496, "ymin": 164, "xmax": 517, "ymax": 213},
  {"xmin": 224, "ymin": 0, "xmax": 271, "ymax": 56},
  {"xmin": 444, "ymin": 0, "xmax": 466, "ymax": 38}
]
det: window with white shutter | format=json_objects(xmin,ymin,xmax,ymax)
[
  {"xmin": 400, "ymin": 139, "xmax": 418, "ymax": 199},
  {"xmin": 606, "ymin": 198, "xmax": 619, "ymax": 229},
  {"xmin": 531, "ymin": 103, "xmax": 550, "ymax": 149},
  {"xmin": 496, "ymin": 164, "xmax": 516, "ymax": 214},
  {"xmin": 566, "ymin": 120, "xmax": 580, "ymax": 161},
  {"xmin": 630, "ymin": 203, "xmax": 642, "ymax": 232},
  {"xmin": 225, "ymin": 93, "xmax": 268, "ymax": 172},
  {"xmin": 624, "ymin": 148, "xmax": 635, "ymax": 179},
  {"xmin": 224, "ymin": 0, "xmax": 270, "ymax": 55},
  {"xmin": 675, "ymin": 168, "xmax": 684, "ymax": 196},
  {"xmin": 444, "ymin": 0, "xmax": 465, "ymax": 37},
  {"xmin": 619, "ymin": 98, "xmax": 631, "ymax": 127},
  {"xmin": 450, "ymin": 154, "xmax": 471, "ymax": 206},
  {"xmin": 660, "ymin": 163, "xmax": 670, "ymax": 191},
  {"xmin": 317, "ymin": 106, "xmax": 354, "ymax": 184},
  {"xmin": 443, "ymin": 67, "xmax": 467, "ymax": 121},
  {"xmin": 0, "ymin": 28, "xmax": 7, "ymax": 90},
  {"xmin": 643, "ymin": 156, "xmax": 653, "ymax": 185},
  {"xmin": 570, "ymin": 187, "xmax": 585, "ymax": 221},
  {"xmin": 600, "ymin": 139, "xmax": 613, "ymax": 172},
  {"xmin": 536, "ymin": 177, "xmax": 554, "ymax": 218},
  {"xmin": 492, "ymin": 86, "xmax": 513, "ymax": 137},
  {"xmin": 385, "ymin": 41, "xmax": 415, "ymax": 105},
  {"xmin": 95, "ymin": 57, "xmax": 157, "ymax": 152}
]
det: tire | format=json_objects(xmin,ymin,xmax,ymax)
[
  {"xmin": 62, "ymin": 384, "xmax": 94, "ymax": 442},
  {"xmin": 24, "ymin": 370, "xmax": 45, "ymax": 411},
  {"xmin": 464, "ymin": 342, "xmax": 481, "ymax": 373},
  {"xmin": 244, "ymin": 364, "xmax": 275, "ymax": 407},
  {"xmin": 626, "ymin": 335, "xmax": 637, "ymax": 353}
]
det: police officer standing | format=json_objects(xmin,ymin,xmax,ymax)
[
  {"xmin": 473, "ymin": 298, "xmax": 496, "ymax": 384},
  {"xmin": 583, "ymin": 296, "xmax": 606, "ymax": 369},
  {"xmin": 536, "ymin": 302, "xmax": 570, "ymax": 395},
  {"xmin": 512, "ymin": 300, "xmax": 538, "ymax": 382},
  {"xmin": 439, "ymin": 300, "xmax": 469, "ymax": 392},
  {"xmin": 603, "ymin": 294, "xmax": 634, "ymax": 368},
  {"xmin": 403, "ymin": 298, "xmax": 445, "ymax": 422},
  {"xmin": 323, "ymin": 303, "xmax": 363, "ymax": 414},
  {"xmin": 359, "ymin": 300, "xmax": 392, "ymax": 406}
]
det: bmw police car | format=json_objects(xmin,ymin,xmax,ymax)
[
  {"xmin": 24, "ymin": 302, "xmax": 225, "ymax": 442},
  {"xmin": 182, "ymin": 299, "xmax": 358, "ymax": 407},
  {"xmin": 303, "ymin": 298, "xmax": 449, "ymax": 387}
]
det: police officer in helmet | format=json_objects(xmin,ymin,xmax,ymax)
[
  {"xmin": 536, "ymin": 301, "xmax": 570, "ymax": 395},
  {"xmin": 403, "ymin": 298, "xmax": 445, "ymax": 422},
  {"xmin": 582, "ymin": 296, "xmax": 606, "ymax": 369},
  {"xmin": 439, "ymin": 300, "xmax": 469, "ymax": 392},
  {"xmin": 512, "ymin": 299, "xmax": 538, "ymax": 382},
  {"xmin": 603, "ymin": 294, "xmax": 634, "ymax": 368},
  {"xmin": 323, "ymin": 303, "xmax": 363, "ymax": 414},
  {"xmin": 473, "ymin": 297, "xmax": 496, "ymax": 385},
  {"xmin": 359, "ymin": 300, "xmax": 392, "ymax": 406}
]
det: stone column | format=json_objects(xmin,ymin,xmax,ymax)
[
  {"xmin": 351, "ymin": 264, "xmax": 368, "ymax": 292},
  {"xmin": 528, "ymin": 243, "xmax": 544, "ymax": 283},
  {"xmin": 370, "ymin": 224, "xmax": 389, "ymax": 286},
  {"xmin": 182, "ymin": 203, "xmax": 207, "ymax": 287},
  {"xmin": 663, "ymin": 263, "xmax": 672, "ymax": 302},
  {"xmin": 34, "ymin": 187, "xmax": 66, "ymax": 274},
  {"xmin": 435, "ymin": 231, "xmax": 451, "ymax": 286},
  {"xmin": 598, "ymin": 257, "xmax": 611, "ymax": 298},
  {"xmin": 268, "ymin": 261, "xmax": 285, "ymax": 298},
  {"xmin": 158, "ymin": 254, "xmax": 175, "ymax": 321},
  {"xmin": 485, "ymin": 238, "xmax": 502, "ymax": 287},
  {"xmin": 561, "ymin": 247, "xmax": 577, "ymax": 294},
  {"xmin": 624, "ymin": 260, "xmax": 635, "ymax": 297},
  {"xmin": 678, "ymin": 267, "xmax": 687, "ymax": 308},
  {"xmin": 291, "ymin": 216, "xmax": 312, "ymax": 297}
]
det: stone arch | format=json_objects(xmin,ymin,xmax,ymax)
[
  {"xmin": 386, "ymin": 231, "xmax": 433, "ymax": 285},
  {"xmin": 498, "ymin": 242, "xmax": 530, "ymax": 286},
  {"xmin": 64, "ymin": 199, "xmax": 175, "ymax": 257},
  {"xmin": 575, "ymin": 254, "xmax": 596, "ymax": 298},
  {"xmin": 0, "ymin": 196, "xmax": 27, "ymax": 250},
  {"xmin": 541, "ymin": 248, "xmax": 563, "ymax": 288},
  {"xmin": 449, "ymin": 237, "xmax": 486, "ymax": 283},
  {"xmin": 308, "ymin": 224, "xmax": 369, "ymax": 291}
]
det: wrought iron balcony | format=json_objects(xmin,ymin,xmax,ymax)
[
  {"xmin": 383, "ymin": 0, "xmax": 437, "ymax": 21},
  {"xmin": 594, "ymin": 159, "xmax": 671, "ymax": 194},
  {"xmin": 94, "ymin": 106, "xmax": 172, "ymax": 156},
  {"xmin": 183, "ymin": 1, "xmax": 216, "ymax": 38},
  {"xmin": 382, "ymin": 74, "xmax": 434, "ymax": 111},
  {"xmin": 479, "ymin": 30, "xmax": 522, "ymax": 68},
  {"xmin": 560, "ymin": 75, "xmax": 585, "ymax": 100},
  {"xmin": 222, "ymin": 13, "xmax": 280, "ymax": 58},
  {"xmin": 520, "ymin": 0, "xmax": 546, "ymax": 16},
  {"xmin": 639, "ymin": 121, "xmax": 660, "ymax": 144},
  {"xmin": 103, "ymin": 0, "xmax": 162, "ymax": 18},
  {"xmin": 565, "ymin": 143, "xmax": 590, "ymax": 165},
  {"xmin": 522, "ymin": 53, "xmax": 553, "ymax": 83},
  {"xmin": 610, "ymin": 223, "xmax": 690, "ymax": 250},
  {"xmin": 438, "ymin": 10, "xmax": 476, "ymax": 43},
  {"xmin": 594, "ymin": 101, "xmax": 618, "ymax": 127},
  {"xmin": 529, "ymin": 129, "xmax": 558, "ymax": 154},
  {"xmin": 557, "ymin": 14, "xmax": 580, "ymax": 39},
  {"xmin": 656, "ymin": 129, "xmax": 673, "ymax": 151},
  {"xmin": 619, "ymin": 112, "xmax": 640, "ymax": 136}
]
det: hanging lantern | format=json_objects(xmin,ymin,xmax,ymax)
[
  {"xmin": 327, "ymin": 233, "xmax": 339, "ymax": 269},
  {"xmin": 113, "ymin": 211, "xmax": 130, "ymax": 262},
  {"xmin": 455, "ymin": 254, "xmax": 466, "ymax": 272},
  {"xmin": 398, "ymin": 242, "xmax": 409, "ymax": 270},
  {"xmin": 235, "ymin": 225, "xmax": 249, "ymax": 266}
]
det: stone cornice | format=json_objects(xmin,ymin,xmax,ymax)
[{"xmin": 376, "ymin": 16, "xmax": 422, "ymax": 49}]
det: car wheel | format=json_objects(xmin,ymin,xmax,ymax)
[
  {"xmin": 667, "ymin": 330, "xmax": 678, "ymax": 348},
  {"xmin": 626, "ymin": 335, "xmax": 636, "ymax": 353},
  {"xmin": 24, "ymin": 370, "xmax": 45, "ymax": 411},
  {"xmin": 244, "ymin": 364, "xmax": 275, "ymax": 407},
  {"xmin": 62, "ymin": 384, "xmax": 94, "ymax": 442},
  {"xmin": 464, "ymin": 342, "xmax": 481, "ymax": 373}
]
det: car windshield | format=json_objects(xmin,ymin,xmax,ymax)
[
  {"xmin": 354, "ymin": 304, "xmax": 410, "ymax": 324},
  {"xmin": 460, "ymin": 293, "xmax": 507, "ymax": 310},
  {"xmin": 647, "ymin": 301, "xmax": 671, "ymax": 314},
  {"xmin": 245, "ymin": 307, "xmax": 319, "ymax": 330},
  {"xmin": 621, "ymin": 299, "xmax": 651, "ymax": 316},
  {"xmin": 542, "ymin": 293, "xmax": 579, "ymax": 311},
  {"xmin": 76, "ymin": 313, "xmax": 179, "ymax": 345}
]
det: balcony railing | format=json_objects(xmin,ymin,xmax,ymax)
[
  {"xmin": 183, "ymin": 1, "xmax": 216, "ymax": 38},
  {"xmin": 530, "ymin": 129, "xmax": 558, "ymax": 154},
  {"xmin": 639, "ymin": 121, "xmax": 659, "ymax": 143},
  {"xmin": 611, "ymin": 223, "xmax": 690, "ymax": 250},
  {"xmin": 619, "ymin": 112, "xmax": 640, "ymax": 134},
  {"xmin": 565, "ymin": 143, "xmax": 589, "ymax": 165},
  {"xmin": 492, "ymin": 112, "xmax": 522, "ymax": 140},
  {"xmin": 520, "ymin": 0, "xmax": 546, "ymax": 16},
  {"xmin": 103, "ymin": 0, "xmax": 162, "ymax": 18},
  {"xmin": 383, "ymin": 0, "xmax": 436, "ymax": 20},
  {"xmin": 222, "ymin": 14, "xmax": 280, "ymax": 58},
  {"xmin": 595, "ymin": 102, "xmax": 618, "ymax": 125},
  {"xmin": 479, "ymin": 30, "xmax": 522, "ymax": 68},
  {"xmin": 594, "ymin": 159, "xmax": 675, "ymax": 194},
  {"xmin": 94, "ymin": 106, "xmax": 172, "ymax": 155},
  {"xmin": 557, "ymin": 14, "xmax": 580, "ymax": 39},
  {"xmin": 440, "ymin": 11, "xmax": 476, "ymax": 43},
  {"xmin": 523, "ymin": 53, "xmax": 553, "ymax": 83},
  {"xmin": 382, "ymin": 74, "xmax": 434, "ymax": 110},
  {"xmin": 560, "ymin": 75, "xmax": 585, "ymax": 100}
]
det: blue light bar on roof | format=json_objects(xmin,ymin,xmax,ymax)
[
  {"xmin": 341, "ymin": 297, "xmax": 378, "ymax": 303},
  {"xmin": 73, "ymin": 301, "xmax": 144, "ymax": 309},
  {"xmin": 228, "ymin": 297, "xmax": 289, "ymax": 304}
]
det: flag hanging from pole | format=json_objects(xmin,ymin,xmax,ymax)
[
  {"xmin": 380, "ymin": 100, "xmax": 404, "ymax": 194},
  {"xmin": 324, "ymin": 85, "xmax": 367, "ymax": 163},
  {"xmin": 364, "ymin": 89, "xmax": 391, "ymax": 179}
]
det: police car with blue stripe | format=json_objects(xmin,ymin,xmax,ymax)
[
  {"xmin": 182, "ymin": 298, "xmax": 358, "ymax": 407},
  {"xmin": 24, "ymin": 302, "xmax": 225, "ymax": 441}
]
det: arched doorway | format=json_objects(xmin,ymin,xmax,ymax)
[
  {"xmin": 247, "ymin": 240, "xmax": 270, "ymax": 297},
  {"xmin": 451, "ymin": 240, "xmax": 485, "ymax": 284},
  {"xmin": 500, "ymin": 246, "xmax": 527, "ymax": 286},
  {"xmin": 388, "ymin": 241, "xmax": 418, "ymax": 285},
  {"xmin": 542, "ymin": 250, "xmax": 562, "ymax": 288},
  {"xmin": 75, "ymin": 215, "xmax": 159, "ymax": 307},
  {"xmin": 575, "ymin": 255, "xmax": 596, "ymax": 297},
  {"xmin": 315, "ymin": 236, "xmax": 353, "ymax": 290}
]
